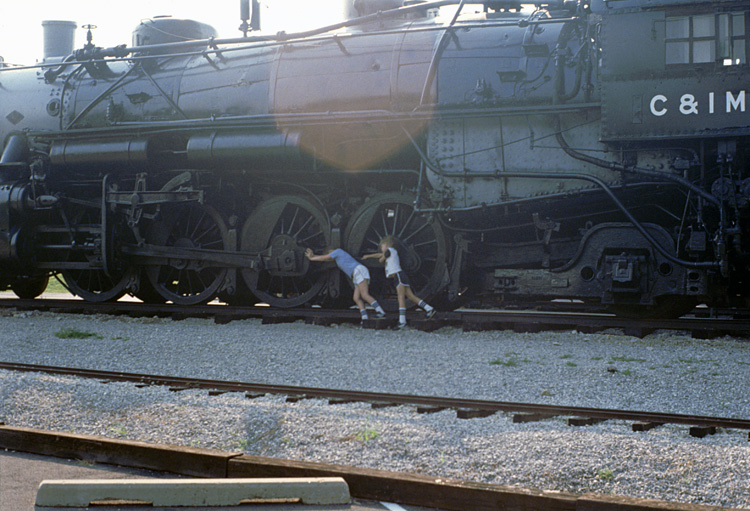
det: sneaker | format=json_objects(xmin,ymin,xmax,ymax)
[
  {"xmin": 425, "ymin": 309, "xmax": 436, "ymax": 320},
  {"xmin": 373, "ymin": 310, "xmax": 386, "ymax": 319},
  {"xmin": 393, "ymin": 322, "xmax": 407, "ymax": 330}
]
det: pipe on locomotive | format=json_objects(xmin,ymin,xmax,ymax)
[
  {"xmin": 401, "ymin": 127, "xmax": 721, "ymax": 272},
  {"xmin": 551, "ymin": 116, "xmax": 720, "ymax": 208},
  {"xmin": 239, "ymin": 0, "xmax": 261, "ymax": 37},
  {"xmin": 419, "ymin": 0, "xmax": 467, "ymax": 106},
  {"xmin": 0, "ymin": 0, "xmax": 580, "ymax": 74}
]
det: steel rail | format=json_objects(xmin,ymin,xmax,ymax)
[
  {"xmin": 2, "ymin": 361, "xmax": 749, "ymax": 431},
  {"xmin": 2, "ymin": 297, "xmax": 750, "ymax": 337}
]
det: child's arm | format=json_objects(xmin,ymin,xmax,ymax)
[
  {"xmin": 306, "ymin": 248, "xmax": 332, "ymax": 262},
  {"xmin": 362, "ymin": 253, "xmax": 385, "ymax": 263}
]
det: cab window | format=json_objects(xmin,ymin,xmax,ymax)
[{"xmin": 666, "ymin": 12, "xmax": 747, "ymax": 66}]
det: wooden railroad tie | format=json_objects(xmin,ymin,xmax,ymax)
[
  {"xmin": 568, "ymin": 417, "xmax": 608, "ymax": 427},
  {"xmin": 416, "ymin": 406, "xmax": 448, "ymax": 414},
  {"xmin": 632, "ymin": 422, "xmax": 664, "ymax": 432},
  {"xmin": 513, "ymin": 412, "xmax": 558, "ymax": 423},
  {"xmin": 689, "ymin": 425, "xmax": 717, "ymax": 438},
  {"xmin": 456, "ymin": 409, "xmax": 496, "ymax": 420}
]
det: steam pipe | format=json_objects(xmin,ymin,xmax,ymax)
[
  {"xmin": 419, "ymin": 0, "xmax": 466, "ymax": 106},
  {"xmin": 402, "ymin": 128, "xmax": 720, "ymax": 270},
  {"xmin": 2, "ymin": 15, "xmax": 578, "ymax": 74},
  {"xmin": 553, "ymin": 116, "xmax": 720, "ymax": 207},
  {"xmin": 239, "ymin": 0, "xmax": 251, "ymax": 36},
  {"xmin": 239, "ymin": 0, "xmax": 260, "ymax": 36}
]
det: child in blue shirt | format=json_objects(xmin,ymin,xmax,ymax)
[{"xmin": 305, "ymin": 247, "xmax": 386, "ymax": 323}]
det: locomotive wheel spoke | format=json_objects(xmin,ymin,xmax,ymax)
[
  {"xmin": 344, "ymin": 193, "xmax": 448, "ymax": 310},
  {"xmin": 145, "ymin": 203, "xmax": 228, "ymax": 305},
  {"xmin": 240, "ymin": 195, "xmax": 330, "ymax": 308}
]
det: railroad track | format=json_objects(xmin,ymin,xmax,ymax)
[
  {"xmin": 2, "ymin": 297, "xmax": 750, "ymax": 338},
  {"xmin": 2, "ymin": 361, "xmax": 749, "ymax": 440}
]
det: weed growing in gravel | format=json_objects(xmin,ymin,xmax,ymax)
[
  {"xmin": 356, "ymin": 426, "xmax": 380, "ymax": 442},
  {"xmin": 108, "ymin": 423, "xmax": 127, "ymax": 437},
  {"xmin": 597, "ymin": 468, "xmax": 614, "ymax": 482},
  {"xmin": 677, "ymin": 357, "xmax": 716, "ymax": 365},
  {"xmin": 54, "ymin": 328, "xmax": 102, "ymax": 340},
  {"xmin": 232, "ymin": 436, "xmax": 251, "ymax": 451},
  {"xmin": 610, "ymin": 356, "xmax": 646, "ymax": 363},
  {"xmin": 491, "ymin": 357, "xmax": 520, "ymax": 367},
  {"xmin": 490, "ymin": 352, "xmax": 529, "ymax": 367},
  {"xmin": 565, "ymin": 361, "xmax": 577, "ymax": 367},
  {"xmin": 351, "ymin": 421, "xmax": 381, "ymax": 442}
]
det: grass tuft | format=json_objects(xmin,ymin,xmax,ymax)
[
  {"xmin": 597, "ymin": 468, "xmax": 614, "ymax": 481},
  {"xmin": 54, "ymin": 328, "xmax": 102, "ymax": 340}
]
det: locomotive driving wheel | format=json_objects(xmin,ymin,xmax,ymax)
[
  {"xmin": 145, "ymin": 203, "xmax": 229, "ymax": 305},
  {"xmin": 240, "ymin": 195, "xmax": 330, "ymax": 308},
  {"xmin": 344, "ymin": 193, "xmax": 448, "ymax": 309},
  {"xmin": 61, "ymin": 207, "xmax": 134, "ymax": 303}
]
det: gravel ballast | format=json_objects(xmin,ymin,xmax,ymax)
[{"xmin": 1, "ymin": 309, "xmax": 749, "ymax": 508}]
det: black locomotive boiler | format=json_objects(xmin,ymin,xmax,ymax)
[{"xmin": 1, "ymin": 0, "xmax": 749, "ymax": 316}]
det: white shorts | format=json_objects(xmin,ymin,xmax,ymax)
[{"xmin": 352, "ymin": 264, "xmax": 370, "ymax": 285}]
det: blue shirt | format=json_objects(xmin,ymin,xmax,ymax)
[{"xmin": 329, "ymin": 249, "xmax": 360, "ymax": 278}]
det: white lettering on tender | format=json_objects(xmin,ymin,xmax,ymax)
[
  {"xmin": 650, "ymin": 95, "xmax": 668, "ymax": 116},
  {"xmin": 679, "ymin": 94, "xmax": 699, "ymax": 115},
  {"xmin": 726, "ymin": 91, "xmax": 745, "ymax": 113},
  {"xmin": 648, "ymin": 91, "xmax": 748, "ymax": 117}
]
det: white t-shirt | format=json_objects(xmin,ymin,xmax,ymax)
[{"xmin": 384, "ymin": 247, "xmax": 402, "ymax": 277}]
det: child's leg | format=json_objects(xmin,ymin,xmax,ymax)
[
  {"xmin": 353, "ymin": 286, "xmax": 368, "ymax": 320},
  {"xmin": 397, "ymin": 285, "xmax": 407, "ymax": 325},
  {"xmin": 405, "ymin": 285, "xmax": 434, "ymax": 316},
  {"xmin": 404, "ymin": 286, "xmax": 422, "ymax": 305},
  {"xmin": 359, "ymin": 283, "xmax": 377, "ymax": 307},
  {"xmin": 358, "ymin": 281, "xmax": 385, "ymax": 316}
]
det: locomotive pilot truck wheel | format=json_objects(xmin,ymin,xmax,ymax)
[{"xmin": 61, "ymin": 208, "xmax": 135, "ymax": 303}]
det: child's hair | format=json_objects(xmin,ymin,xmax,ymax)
[{"xmin": 380, "ymin": 235, "xmax": 396, "ymax": 248}]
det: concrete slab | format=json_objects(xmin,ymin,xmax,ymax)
[{"xmin": 36, "ymin": 478, "xmax": 350, "ymax": 507}]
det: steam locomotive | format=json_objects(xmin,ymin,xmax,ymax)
[{"xmin": 1, "ymin": 0, "xmax": 749, "ymax": 316}]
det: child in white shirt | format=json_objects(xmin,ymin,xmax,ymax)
[{"xmin": 363, "ymin": 235, "xmax": 435, "ymax": 329}]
